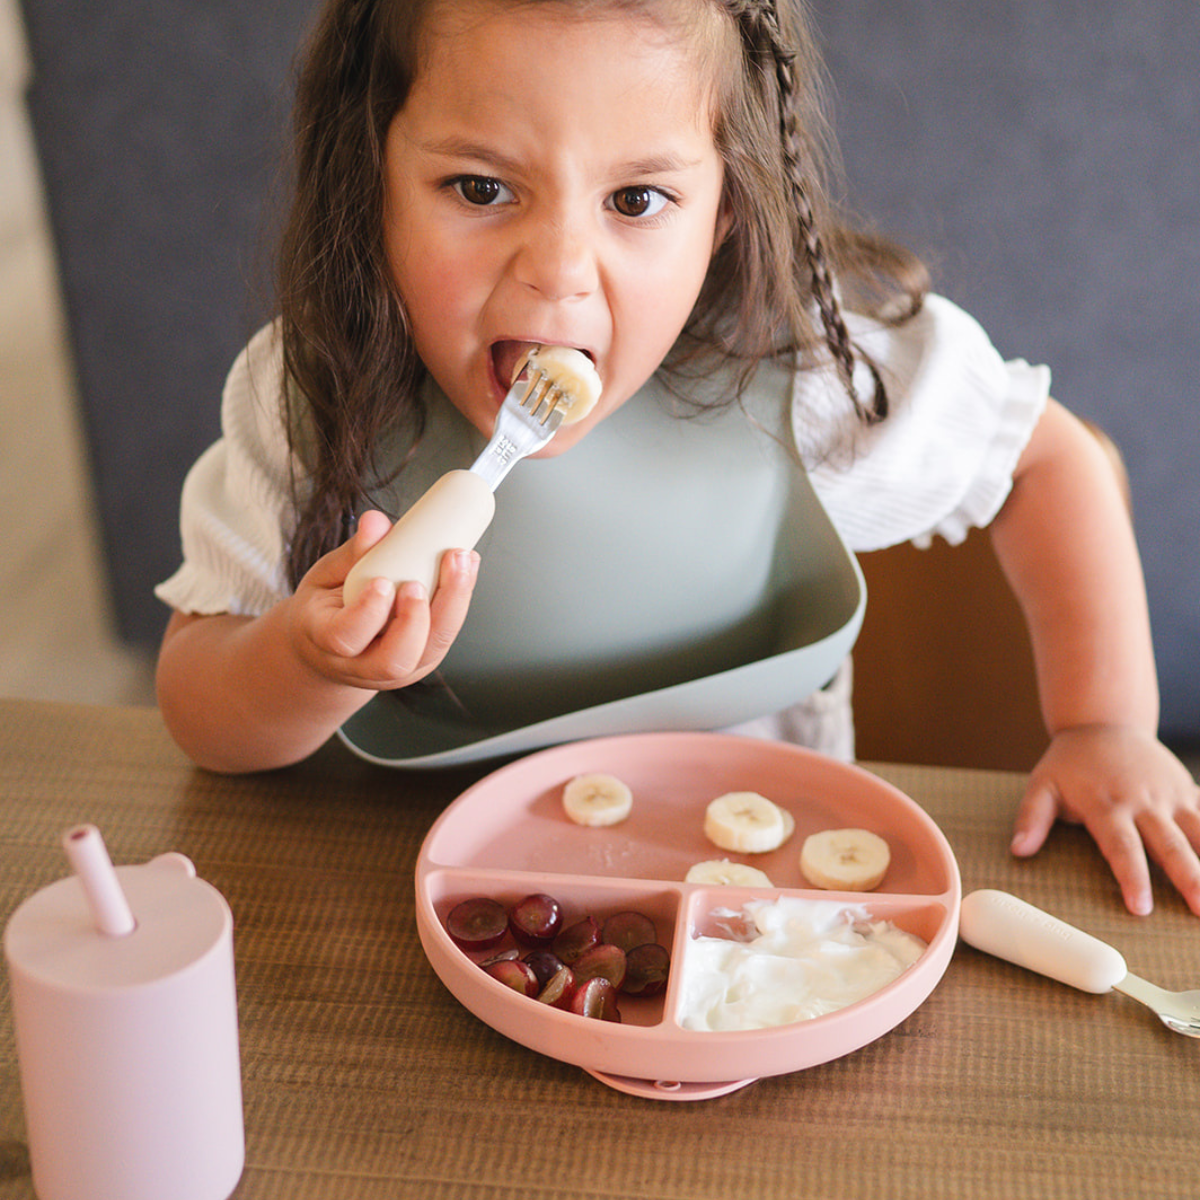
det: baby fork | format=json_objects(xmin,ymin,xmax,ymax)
[
  {"xmin": 959, "ymin": 889, "xmax": 1200, "ymax": 1038},
  {"xmin": 468, "ymin": 360, "xmax": 572, "ymax": 489},
  {"xmin": 342, "ymin": 347, "xmax": 599, "ymax": 603}
]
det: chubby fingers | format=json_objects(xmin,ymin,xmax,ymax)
[
  {"xmin": 1012, "ymin": 776, "xmax": 1156, "ymax": 916},
  {"xmin": 1088, "ymin": 770, "xmax": 1200, "ymax": 917},
  {"xmin": 300, "ymin": 573, "xmax": 396, "ymax": 664},
  {"xmin": 300, "ymin": 524, "xmax": 480, "ymax": 687},
  {"xmin": 363, "ymin": 549, "xmax": 481, "ymax": 684},
  {"xmin": 1083, "ymin": 809, "xmax": 1155, "ymax": 917},
  {"xmin": 1011, "ymin": 732, "xmax": 1200, "ymax": 917},
  {"xmin": 307, "ymin": 576, "xmax": 433, "ymax": 686},
  {"xmin": 295, "ymin": 512, "xmax": 404, "ymax": 668},
  {"xmin": 1135, "ymin": 806, "xmax": 1200, "ymax": 917},
  {"xmin": 426, "ymin": 549, "xmax": 480, "ymax": 656}
]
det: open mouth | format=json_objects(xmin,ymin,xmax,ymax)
[
  {"xmin": 490, "ymin": 341, "xmax": 539, "ymax": 392},
  {"xmin": 490, "ymin": 340, "xmax": 595, "ymax": 393}
]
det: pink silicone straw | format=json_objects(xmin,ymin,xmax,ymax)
[{"xmin": 62, "ymin": 824, "xmax": 136, "ymax": 936}]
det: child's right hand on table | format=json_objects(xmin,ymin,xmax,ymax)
[{"xmin": 290, "ymin": 509, "xmax": 480, "ymax": 692}]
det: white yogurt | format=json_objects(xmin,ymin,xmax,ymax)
[{"xmin": 677, "ymin": 897, "xmax": 926, "ymax": 1032}]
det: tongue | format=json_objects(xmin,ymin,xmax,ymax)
[{"xmin": 492, "ymin": 341, "xmax": 539, "ymax": 389}]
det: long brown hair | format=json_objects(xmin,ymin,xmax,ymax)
[{"xmin": 277, "ymin": 0, "xmax": 928, "ymax": 587}]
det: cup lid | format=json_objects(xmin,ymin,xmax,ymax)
[{"xmin": 4, "ymin": 854, "xmax": 231, "ymax": 991}]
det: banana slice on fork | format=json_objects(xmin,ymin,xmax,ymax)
[{"xmin": 516, "ymin": 346, "xmax": 602, "ymax": 425}]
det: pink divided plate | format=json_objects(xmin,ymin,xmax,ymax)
[{"xmin": 415, "ymin": 733, "xmax": 960, "ymax": 1100}]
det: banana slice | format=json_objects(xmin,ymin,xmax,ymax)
[
  {"xmin": 799, "ymin": 828, "xmax": 891, "ymax": 891},
  {"xmin": 780, "ymin": 808, "xmax": 795, "ymax": 842},
  {"xmin": 519, "ymin": 345, "xmax": 602, "ymax": 425},
  {"xmin": 562, "ymin": 773, "xmax": 633, "ymax": 827},
  {"xmin": 685, "ymin": 860, "xmax": 774, "ymax": 887},
  {"xmin": 703, "ymin": 792, "xmax": 791, "ymax": 854}
]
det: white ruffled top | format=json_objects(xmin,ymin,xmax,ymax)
[{"xmin": 796, "ymin": 295, "xmax": 1049, "ymax": 551}]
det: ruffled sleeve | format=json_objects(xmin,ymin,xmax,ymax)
[
  {"xmin": 796, "ymin": 294, "xmax": 1050, "ymax": 552},
  {"xmin": 154, "ymin": 322, "xmax": 301, "ymax": 616}
]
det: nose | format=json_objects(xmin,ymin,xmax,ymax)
[{"xmin": 511, "ymin": 210, "xmax": 599, "ymax": 302}]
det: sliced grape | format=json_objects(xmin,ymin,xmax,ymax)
[
  {"xmin": 483, "ymin": 958, "xmax": 539, "ymax": 996},
  {"xmin": 600, "ymin": 910, "xmax": 658, "ymax": 953},
  {"xmin": 622, "ymin": 942, "xmax": 670, "ymax": 996},
  {"xmin": 508, "ymin": 893, "xmax": 563, "ymax": 948},
  {"xmin": 479, "ymin": 948, "xmax": 520, "ymax": 967},
  {"xmin": 571, "ymin": 942, "xmax": 627, "ymax": 991},
  {"xmin": 522, "ymin": 950, "xmax": 567, "ymax": 988},
  {"xmin": 446, "ymin": 897, "xmax": 508, "ymax": 950},
  {"xmin": 571, "ymin": 977, "xmax": 622, "ymax": 1022},
  {"xmin": 536, "ymin": 965, "xmax": 576, "ymax": 1009},
  {"xmin": 553, "ymin": 914, "xmax": 602, "ymax": 964}
]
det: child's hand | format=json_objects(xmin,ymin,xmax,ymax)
[
  {"xmin": 1011, "ymin": 725, "xmax": 1200, "ymax": 916},
  {"xmin": 288, "ymin": 510, "xmax": 479, "ymax": 692}
]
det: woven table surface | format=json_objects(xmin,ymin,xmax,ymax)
[{"xmin": 2, "ymin": 700, "xmax": 1196, "ymax": 1200}]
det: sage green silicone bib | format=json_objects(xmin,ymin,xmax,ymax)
[{"xmin": 339, "ymin": 361, "xmax": 864, "ymax": 768}]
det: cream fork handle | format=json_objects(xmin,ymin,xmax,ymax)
[
  {"xmin": 343, "ymin": 470, "xmax": 495, "ymax": 605},
  {"xmin": 958, "ymin": 889, "xmax": 1127, "ymax": 994}
]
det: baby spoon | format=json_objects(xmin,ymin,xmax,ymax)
[{"xmin": 959, "ymin": 889, "xmax": 1200, "ymax": 1038}]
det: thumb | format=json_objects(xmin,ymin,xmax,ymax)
[
  {"xmin": 1010, "ymin": 779, "xmax": 1060, "ymax": 857},
  {"xmin": 305, "ymin": 510, "xmax": 394, "ymax": 590},
  {"xmin": 349, "ymin": 509, "xmax": 393, "ymax": 556}
]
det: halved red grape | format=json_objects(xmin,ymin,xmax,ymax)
[
  {"xmin": 522, "ymin": 950, "xmax": 566, "ymax": 988},
  {"xmin": 446, "ymin": 895, "xmax": 670, "ymax": 1017},
  {"xmin": 553, "ymin": 915, "xmax": 602, "ymax": 964},
  {"xmin": 483, "ymin": 958, "xmax": 539, "ymax": 996},
  {"xmin": 622, "ymin": 942, "xmax": 670, "ymax": 996},
  {"xmin": 571, "ymin": 977, "xmax": 622, "ymax": 1022},
  {"xmin": 446, "ymin": 897, "xmax": 508, "ymax": 950},
  {"xmin": 571, "ymin": 942, "xmax": 627, "ymax": 991},
  {"xmin": 479, "ymin": 948, "xmax": 520, "ymax": 967},
  {"xmin": 508, "ymin": 893, "xmax": 563, "ymax": 948},
  {"xmin": 600, "ymin": 910, "xmax": 658, "ymax": 953},
  {"xmin": 536, "ymin": 965, "xmax": 576, "ymax": 1009}
]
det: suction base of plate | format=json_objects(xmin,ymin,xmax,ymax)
[{"xmin": 585, "ymin": 1069, "xmax": 758, "ymax": 1101}]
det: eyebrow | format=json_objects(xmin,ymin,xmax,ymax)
[
  {"xmin": 418, "ymin": 138, "xmax": 523, "ymax": 176},
  {"xmin": 419, "ymin": 136, "xmax": 704, "ymax": 178}
]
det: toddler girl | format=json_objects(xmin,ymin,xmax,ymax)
[{"xmin": 156, "ymin": 0, "xmax": 1200, "ymax": 916}]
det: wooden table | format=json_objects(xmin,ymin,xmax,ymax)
[{"xmin": 2, "ymin": 700, "xmax": 1197, "ymax": 1199}]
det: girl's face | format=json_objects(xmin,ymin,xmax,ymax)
[{"xmin": 382, "ymin": 1, "xmax": 728, "ymax": 454}]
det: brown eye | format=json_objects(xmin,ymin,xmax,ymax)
[
  {"xmin": 610, "ymin": 186, "xmax": 669, "ymax": 219},
  {"xmin": 612, "ymin": 187, "xmax": 652, "ymax": 217},
  {"xmin": 455, "ymin": 176, "xmax": 505, "ymax": 205}
]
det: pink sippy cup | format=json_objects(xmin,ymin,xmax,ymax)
[{"xmin": 3, "ymin": 825, "xmax": 244, "ymax": 1200}]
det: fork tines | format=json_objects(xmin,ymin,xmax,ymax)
[{"xmin": 519, "ymin": 368, "xmax": 568, "ymax": 427}]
